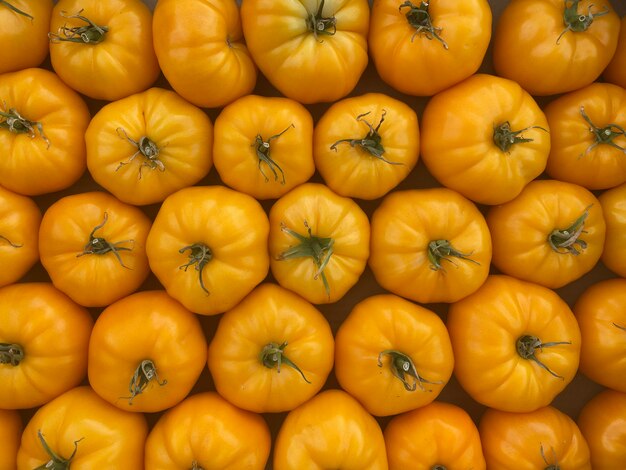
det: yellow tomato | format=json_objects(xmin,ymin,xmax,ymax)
[
  {"xmin": 599, "ymin": 182, "xmax": 626, "ymax": 278},
  {"xmin": 604, "ymin": 16, "xmax": 626, "ymax": 88},
  {"xmin": 0, "ymin": 408, "xmax": 21, "ymax": 470}
]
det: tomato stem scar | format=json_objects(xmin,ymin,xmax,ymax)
[
  {"xmin": 0, "ymin": 343, "xmax": 24, "ymax": 366},
  {"xmin": 35, "ymin": 430, "xmax": 83, "ymax": 470},
  {"xmin": 48, "ymin": 9, "xmax": 108, "ymax": 44},
  {"xmin": 378, "ymin": 349, "xmax": 442, "ymax": 392},
  {"xmin": 77, "ymin": 212, "xmax": 135, "ymax": 268},
  {"xmin": 400, "ymin": 1, "xmax": 448, "ymax": 49},
  {"xmin": 178, "ymin": 242, "xmax": 212, "ymax": 295},
  {"xmin": 516, "ymin": 335, "xmax": 571, "ymax": 380},
  {"xmin": 116, "ymin": 127, "xmax": 164, "ymax": 178},
  {"xmin": 260, "ymin": 341, "xmax": 311, "ymax": 383},
  {"xmin": 124, "ymin": 359, "xmax": 168, "ymax": 405}
]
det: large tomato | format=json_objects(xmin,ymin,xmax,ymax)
[
  {"xmin": 604, "ymin": 15, "xmax": 626, "ymax": 88},
  {"xmin": 493, "ymin": 0, "xmax": 620, "ymax": 96},
  {"xmin": 420, "ymin": 74, "xmax": 550, "ymax": 205},
  {"xmin": 0, "ymin": 408, "xmax": 21, "ymax": 469},
  {"xmin": 369, "ymin": 0, "xmax": 492, "ymax": 96},
  {"xmin": 599, "ymin": 182, "xmax": 626, "ymax": 278},
  {"xmin": 447, "ymin": 275, "xmax": 581, "ymax": 412},
  {"xmin": 240, "ymin": 0, "xmax": 370, "ymax": 103},
  {"xmin": 0, "ymin": 68, "xmax": 90, "ymax": 196},
  {"xmin": 49, "ymin": 0, "xmax": 159, "ymax": 100},
  {"xmin": 208, "ymin": 283, "xmax": 334, "ymax": 413}
]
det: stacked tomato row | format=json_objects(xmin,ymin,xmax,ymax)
[{"xmin": 1, "ymin": 0, "xmax": 626, "ymax": 468}]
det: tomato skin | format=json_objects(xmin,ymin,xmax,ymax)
[
  {"xmin": 146, "ymin": 186, "xmax": 270, "ymax": 316},
  {"xmin": 88, "ymin": 290, "xmax": 207, "ymax": 413},
  {"xmin": 213, "ymin": 95, "xmax": 314, "ymax": 200},
  {"xmin": 0, "ymin": 408, "xmax": 21, "ymax": 469},
  {"xmin": 273, "ymin": 389, "xmax": 388, "ymax": 470},
  {"xmin": 334, "ymin": 294, "xmax": 454, "ymax": 416},
  {"xmin": 447, "ymin": 275, "xmax": 581, "ymax": 413},
  {"xmin": 574, "ymin": 278, "xmax": 626, "ymax": 392},
  {"xmin": 313, "ymin": 93, "xmax": 420, "ymax": 200},
  {"xmin": 0, "ymin": 0, "xmax": 52, "ymax": 74},
  {"xmin": 17, "ymin": 386, "xmax": 147, "ymax": 470},
  {"xmin": 86, "ymin": 87, "xmax": 214, "ymax": 206},
  {"xmin": 420, "ymin": 74, "xmax": 550, "ymax": 205},
  {"xmin": 153, "ymin": 0, "xmax": 257, "ymax": 109},
  {"xmin": 49, "ymin": 0, "xmax": 159, "ymax": 100},
  {"xmin": 0, "ymin": 68, "xmax": 90, "ymax": 196},
  {"xmin": 493, "ymin": 0, "xmax": 620, "ymax": 96},
  {"xmin": 479, "ymin": 406, "xmax": 591, "ymax": 470},
  {"xmin": 241, "ymin": 0, "xmax": 369, "ymax": 104},
  {"xmin": 599, "ymin": 182, "xmax": 626, "ymax": 278},
  {"xmin": 369, "ymin": 188, "xmax": 491, "ymax": 304},
  {"xmin": 487, "ymin": 179, "xmax": 605, "ymax": 289},
  {"xmin": 604, "ymin": 16, "xmax": 626, "ymax": 88},
  {"xmin": 208, "ymin": 283, "xmax": 334, "ymax": 413},
  {"xmin": 38, "ymin": 191, "xmax": 151, "ymax": 308},
  {"xmin": 385, "ymin": 402, "xmax": 486, "ymax": 470},
  {"xmin": 369, "ymin": 0, "xmax": 492, "ymax": 96}
]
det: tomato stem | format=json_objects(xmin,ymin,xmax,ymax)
[
  {"xmin": 547, "ymin": 206, "xmax": 591, "ymax": 255},
  {"xmin": 0, "ymin": 234, "xmax": 22, "ymax": 248},
  {"xmin": 253, "ymin": 124, "xmax": 293, "ymax": 185},
  {"xmin": 0, "ymin": 0, "xmax": 33, "ymax": 20},
  {"xmin": 260, "ymin": 341, "xmax": 311, "ymax": 383},
  {"xmin": 0, "ymin": 343, "xmax": 24, "ymax": 366},
  {"xmin": 116, "ymin": 127, "xmax": 164, "ymax": 179},
  {"xmin": 77, "ymin": 212, "xmax": 135, "ymax": 268},
  {"xmin": 123, "ymin": 359, "xmax": 168, "ymax": 405},
  {"xmin": 400, "ymin": 1, "xmax": 448, "ymax": 49},
  {"xmin": 540, "ymin": 443, "xmax": 561, "ymax": 470},
  {"xmin": 0, "ymin": 102, "xmax": 50, "ymax": 148},
  {"xmin": 48, "ymin": 9, "xmax": 108, "ymax": 44},
  {"xmin": 178, "ymin": 242, "xmax": 212, "ymax": 295},
  {"xmin": 306, "ymin": 0, "xmax": 337, "ymax": 40},
  {"xmin": 427, "ymin": 239, "xmax": 479, "ymax": 272},
  {"xmin": 614, "ymin": 322, "xmax": 626, "ymax": 331},
  {"xmin": 557, "ymin": 0, "xmax": 609, "ymax": 44},
  {"xmin": 378, "ymin": 349, "xmax": 442, "ymax": 392},
  {"xmin": 191, "ymin": 461, "xmax": 205, "ymax": 470},
  {"xmin": 431, "ymin": 466, "xmax": 447, "ymax": 470},
  {"xmin": 516, "ymin": 335, "xmax": 571, "ymax": 380},
  {"xmin": 493, "ymin": 121, "xmax": 547, "ymax": 153},
  {"xmin": 34, "ymin": 430, "xmax": 82, "ymax": 470},
  {"xmin": 579, "ymin": 106, "xmax": 626, "ymax": 156}
]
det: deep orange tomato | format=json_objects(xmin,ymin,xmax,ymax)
[
  {"xmin": 0, "ymin": 408, "xmax": 21, "ymax": 469},
  {"xmin": 604, "ymin": 15, "xmax": 626, "ymax": 88},
  {"xmin": 599, "ymin": 182, "xmax": 626, "ymax": 278}
]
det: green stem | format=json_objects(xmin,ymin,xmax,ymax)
[
  {"xmin": 260, "ymin": 341, "xmax": 311, "ymax": 383},
  {"xmin": 34, "ymin": 430, "xmax": 82, "ymax": 470},
  {"xmin": 76, "ymin": 212, "xmax": 134, "ymax": 268},
  {"xmin": 0, "ymin": 0, "xmax": 33, "ymax": 20},
  {"xmin": 0, "ymin": 234, "xmax": 22, "ymax": 248},
  {"xmin": 0, "ymin": 103, "xmax": 50, "ymax": 148},
  {"xmin": 191, "ymin": 462, "xmax": 205, "ymax": 470},
  {"xmin": 378, "ymin": 349, "xmax": 442, "ymax": 391},
  {"xmin": 557, "ymin": 0, "xmax": 609, "ymax": 44},
  {"xmin": 306, "ymin": 0, "xmax": 336, "ymax": 40},
  {"xmin": 399, "ymin": 1, "xmax": 448, "ymax": 49},
  {"xmin": 252, "ymin": 124, "xmax": 293, "ymax": 185},
  {"xmin": 547, "ymin": 206, "xmax": 591, "ymax": 255},
  {"xmin": 493, "ymin": 121, "xmax": 547, "ymax": 153},
  {"xmin": 427, "ymin": 239, "xmax": 479, "ymax": 272},
  {"xmin": 123, "ymin": 359, "xmax": 167, "ymax": 405},
  {"xmin": 116, "ymin": 128, "xmax": 164, "ymax": 179},
  {"xmin": 614, "ymin": 322, "xmax": 626, "ymax": 331},
  {"xmin": 517, "ymin": 335, "xmax": 571, "ymax": 380},
  {"xmin": 48, "ymin": 9, "xmax": 108, "ymax": 44},
  {"xmin": 579, "ymin": 106, "xmax": 626, "ymax": 157},
  {"xmin": 179, "ymin": 243, "xmax": 212, "ymax": 295},
  {"xmin": 540, "ymin": 443, "xmax": 560, "ymax": 470},
  {"xmin": 0, "ymin": 343, "xmax": 24, "ymax": 366},
  {"xmin": 431, "ymin": 466, "xmax": 447, "ymax": 470}
]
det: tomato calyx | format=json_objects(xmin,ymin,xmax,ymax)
[
  {"xmin": 306, "ymin": 0, "xmax": 337, "ymax": 41},
  {"xmin": 123, "ymin": 359, "xmax": 168, "ymax": 405},
  {"xmin": 35, "ymin": 430, "xmax": 83, "ymax": 470},
  {"xmin": 428, "ymin": 239, "xmax": 479, "ymax": 272},
  {"xmin": 191, "ymin": 461, "xmax": 205, "ymax": 470},
  {"xmin": 378, "ymin": 349, "xmax": 442, "ymax": 392},
  {"xmin": 260, "ymin": 341, "xmax": 311, "ymax": 383},
  {"xmin": 0, "ymin": 103, "xmax": 50, "ymax": 148},
  {"xmin": 253, "ymin": 124, "xmax": 293, "ymax": 185},
  {"xmin": 0, "ymin": 0, "xmax": 33, "ymax": 20},
  {"xmin": 0, "ymin": 342, "xmax": 24, "ymax": 366},
  {"xmin": 547, "ymin": 206, "xmax": 590, "ymax": 255},
  {"xmin": 77, "ymin": 212, "xmax": 135, "ymax": 268},
  {"xmin": 579, "ymin": 106, "xmax": 626, "ymax": 156},
  {"xmin": 431, "ymin": 466, "xmax": 447, "ymax": 470},
  {"xmin": 557, "ymin": 0, "xmax": 609, "ymax": 44},
  {"xmin": 178, "ymin": 243, "xmax": 212, "ymax": 295},
  {"xmin": 493, "ymin": 121, "xmax": 547, "ymax": 153},
  {"xmin": 48, "ymin": 9, "xmax": 108, "ymax": 44},
  {"xmin": 278, "ymin": 221, "xmax": 335, "ymax": 298},
  {"xmin": 540, "ymin": 443, "xmax": 561, "ymax": 470},
  {"xmin": 399, "ymin": 1, "xmax": 448, "ymax": 49},
  {"xmin": 0, "ymin": 234, "xmax": 22, "ymax": 248},
  {"xmin": 516, "ymin": 335, "xmax": 571, "ymax": 379},
  {"xmin": 116, "ymin": 127, "xmax": 164, "ymax": 179}
]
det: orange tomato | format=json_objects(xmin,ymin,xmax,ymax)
[
  {"xmin": 0, "ymin": 409, "xmax": 21, "ymax": 470},
  {"xmin": 599, "ymin": 182, "xmax": 626, "ymax": 278},
  {"xmin": 604, "ymin": 15, "xmax": 626, "ymax": 88}
]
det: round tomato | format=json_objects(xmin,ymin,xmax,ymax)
[
  {"xmin": 49, "ymin": 0, "xmax": 159, "ymax": 100},
  {"xmin": 604, "ymin": 16, "xmax": 626, "ymax": 88},
  {"xmin": 369, "ymin": 187, "xmax": 491, "ymax": 304},
  {"xmin": 480, "ymin": 406, "xmax": 591, "ymax": 469},
  {"xmin": 17, "ymin": 386, "xmax": 147, "ymax": 470},
  {"xmin": 447, "ymin": 275, "xmax": 581, "ymax": 413},
  {"xmin": 39, "ymin": 191, "xmax": 151, "ymax": 308},
  {"xmin": 493, "ymin": 0, "xmax": 620, "ymax": 96},
  {"xmin": 86, "ymin": 87, "xmax": 213, "ymax": 206},
  {"xmin": 153, "ymin": 0, "xmax": 257, "ymax": 109},
  {"xmin": 313, "ymin": 93, "xmax": 420, "ymax": 200},
  {"xmin": 145, "ymin": 392, "xmax": 271, "ymax": 469},
  {"xmin": 369, "ymin": 0, "xmax": 491, "ymax": 96},
  {"xmin": 599, "ymin": 182, "xmax": 626, "ymax": 278},
  {"xmin": 574, "ymin": 278, "xmax": 626, "ymax": 392},
  {"xmin": 240, "ymin": 0, "xmax": 370, "ymax": 103},
  {"xmin": 384, "ymin": 402, "xmax": 486, "ymax": 470},
  {"xmin": 268, "ymin": 182, "xmax": 370, "ymax": 304},
  {"xmin": 146, "ymin": 185, "xmax": 269, "ymax": 316},
  {"xmin": 0, "ymin": 283, "xmax": 92, "ymax": 409},
  {"xmin": 0, "ymin": 186, "xmax": 41, "ymax": 287},
  {"xmin": 487, "ymin": 179, "xmax": 606, "ymax": 289},
  {"xmin": 273, "ymin": 389, "xmax": 388, "ymax": 470},
  {"xmin": 0, "ymin": 68, "xmax": 90, "ymax": 196},
  {"xmin": 208, "ymin": 283, "xmax": 334, "ymax": 413},
  {"xmin": 544, "ymin": 82, "xmax": 626, "ymax": 189},
  {"xmin": 420, "ymin": 73, "xmax": 550, "ymax": 205},
  {"xmin": 335, "ymin": 294, "xmax": 454, "ymax": 416},
  {"xmin": 88, "ymin": 290, "xmax": 207, "ymax": 413},
  {"xmin": 0, "ymin": 0, "xmax": 52, "ymax": 74},
  {"xmin": 0, "ymin": 408, "xmax": 21, "ymax": 470},
  {"xmin": 213, "ymin": 95, "xmax": 314, "ymax": 200}
]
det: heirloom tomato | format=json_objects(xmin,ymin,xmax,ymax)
[
  {"xmin": 0, "ymin": 186, "xmax": 41, "ymax": 287},
  {"xmin": 208, "ymin": 283, "xmax": 334, "ymax": 413},
  {"xmin": 0, "ymin": 408, "xmax": 21, "ymax": 470},
  {"xmin": 487, "ymin": 180, "xmax": 605, "ymax": 289},
  {"xmin": 369, "ymin": 188, "xmax": 491, "ymax": 304},
  {"xmin": 574, "ymin": 278, "xmax": 626, "ymax": 392},
  {"xmin": 384, "ymin": 402, "xmax": 486, "ymax": 470},
  {"xmin": 273, "ymin": 389, "xmax": 388, "ymax": 470},
  {"xmin": 39, "ymin": 191, "xmax": 151, "ymax": 308},
  {"xmin": 240, "ymin": 0, "xmax": 370, "ymax": 103},
  {"xmin": 334, "ymin": 294, "xmax": 454, "ymax": 416},
  {"xmin": 213, "ymin": 95, "xmax": 314, "ymax": 200},
  {"xmin": 544, "ymin": 82, "xmax": 626, "ymax": 189},
  {"xmin": 604, "ymin": 16, "xmax": 626, "ymax": 88},
  {"xmin": 49, "ymin": 0, "xmax": 159, "ymax": 100},
  {"xmin": 0, "ymin": 283, "xmax": 92, "ymax": 409},
  {"xmin": 420, "ymin": 74, "xmax": 550, "ymax": 205},
  {"xmin": 578, "ymin": 389, "xmax": 626, "ymax": 469},
  {"xmin": 146, "ymin": 186, "xmax": 270, "ymax": 315},
  {"xmin": 153, "ymin": 0, "xmax": 257, "ymax": 109},
  {"xmin": 369, "ymin": 0, "xmax": 491, "ymax": 96},
  {"xmin": 17, "ymin": 386, "xmax": 147, "ymax": 470},
  {"xmin": 0, "ymin": 0, "xmax": 52, "ymax": 74},
  {"xmin": 268, "ymin": 183, "xmax": 370, "ymax": 304},
  {"xmin": 0, "ymin": 68, "xmax": 89, "ymax": 196},
  {"xmin": 599, "ymin": 182, "xmax": 626, "ymax": 278},
  {"xmin": 313, "ymin": 93, "xmax": 420, "ymax": 200},
  {"xmin": 480, "ymin": 406, "xmax": 591, "ymax": 470},
  {"xmin": 145, "ymin": 392, "xmax": 271, "ymax": 470},
  {"xmin": 447, "ymin": 275, "xmax": 581, "ymax": 413},
  {"xmin": 88, "ymin": 291, "xmax": 207, "ymax": 413},
  {"xmin": 493, "ymin": 0, "xmax": 620, "ymax": 96}
]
